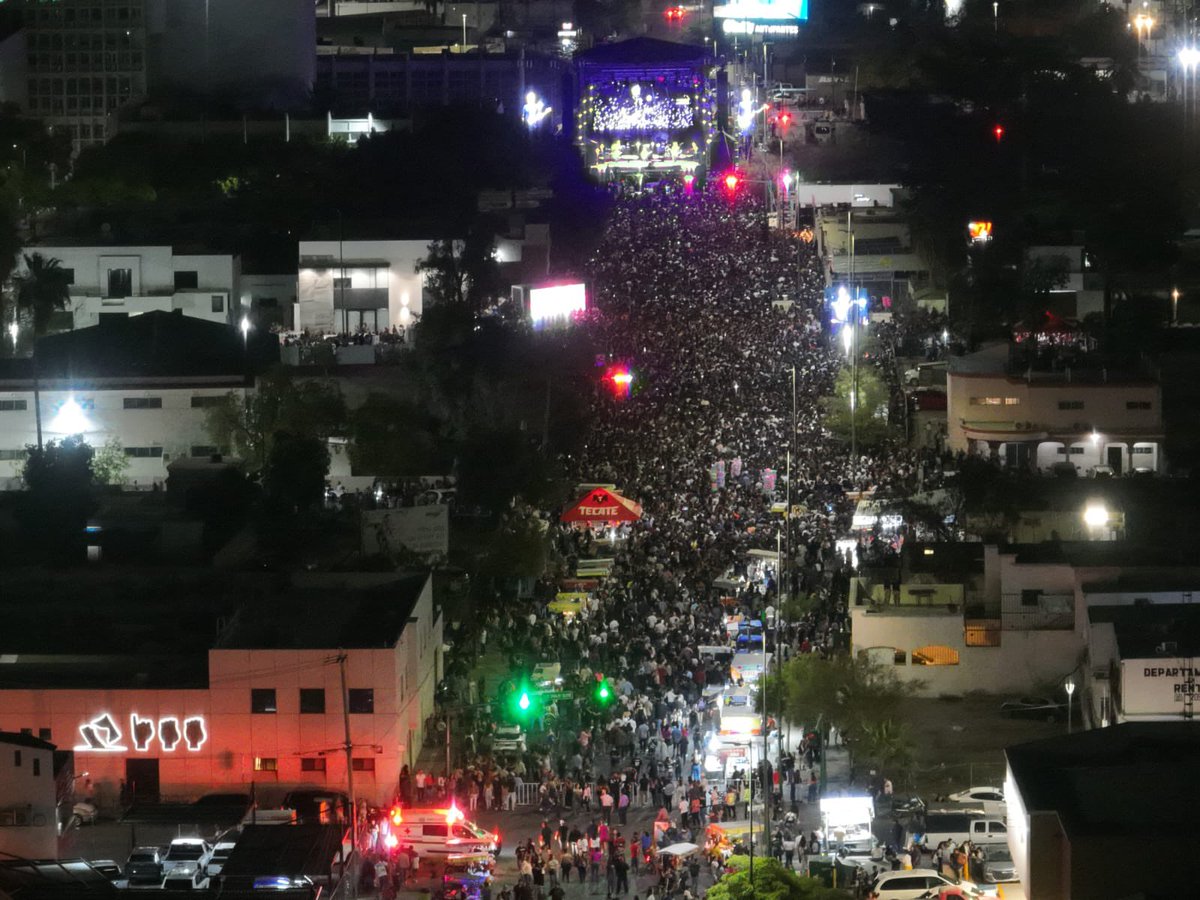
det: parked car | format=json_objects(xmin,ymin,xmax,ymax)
[
  {"xmin": 71, "ymin": 801, "xmax": 98, "ymax": 825},
  {"xmin": 867, "ymin": 869, "xmax": 991, "ymax": 899},
  {"xmin": 162, "ymin": 861, "xmax": 210, "ymax": 891},
  {"xmin": 981, "ymin": 844, "xmax": 1017, "ymax": 883},
  {"xmin": 204, "ymin": 840, "xmax": 238, "ymax": 878},
  {"xmin": 945, "ymin": 787, "xmax": 1006, "ymax": 816},
  {"xmin": 125, "ymin": 847, "xmax": 165, "ymax": 885},
  {"xmin": 1000, "ymin": 696, "xmax": 1068, "ymax": 722},
  {"xmin": 491, "ymin": 724, "xmax": 526, "ymax": 753},
  {"xmin": 89, "ymin": 860, "xmax": 122, "ymax": 880},
  {"xmin": 162, "ymin": 837, "xmax": 211, "ymax": 875}
]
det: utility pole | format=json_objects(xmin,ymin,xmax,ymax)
[{"xmin": 338, "ymin": 652, "xmax": 358, "ymax": 898}]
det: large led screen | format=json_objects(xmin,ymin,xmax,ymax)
[{"xmin": 529, "ymin": 282, "xmax": 587, "ymax": 326}]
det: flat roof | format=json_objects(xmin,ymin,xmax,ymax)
[
  {"xmin": 1087, "ymin": 603, "xmax": 1200, "ymax": 658},
  {"xmin": 216, "ymin": 572, "xmax": 428, "ymax": 650},
  {"xmin": 1006, "ymin": 722, "xmax": 1200, "ymax": 837},
  {"xmin": 0, "ymin": 731, "xmax": 56, "ymax": 751}
]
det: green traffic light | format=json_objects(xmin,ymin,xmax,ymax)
[
  {"xmin": 599, "ymin": 684, "xmax": 610, "ymax": 700},
  {"xmin": 518, "ymin": 691, "xmax": 531, "ymax": 711}
]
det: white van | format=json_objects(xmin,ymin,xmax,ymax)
[
  {"xmin": 718, "ymin": 689, "xmax": 761, "ymax": 737},
  {"xmin": 391, "ymin": 808, "xmax": 499, "ymax": 858},
  {"xmin": 906, "ymin": 810, "xmax": 1008, "ymax": 848},
  {"xmin": 730, "ymin": 652, "xmax": 765, "ymax": 685}
]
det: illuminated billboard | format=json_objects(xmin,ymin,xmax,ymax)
[
  {"xmin": 528, "ymin": 282, "xmax": 587, "ymax": 326},
  {"xmin": 713, "ymin": 0, "xmax": 808, "ymax": 22},
  {"xmin": 968, "ymin": 221, "xmax": 994, "ymax": 243}
]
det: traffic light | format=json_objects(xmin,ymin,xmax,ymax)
[
  {"xmin": 993, "ymin": 124, "xmax": 1004, "ymax": 142},
  {"xmin": 518, "ymin": 690, "xmax": 532, "ymax": 712},
  {"xmin": 509, "ymin": 680, "xmax": 538, "ymax": 720},
  {"xmin": 777, "ymin": 109, "xmax": 791, "ymax": 130},
  {"xmin": 664, "ymin": 6, "xmax": 685, "ymax": 21},
  {"xmin": 594, "ymin": 673, "xmax": 613, "ymax": 706},
  {"xmin": 723, "ymin": 171, "xmax": 740, "ymax": 193}
]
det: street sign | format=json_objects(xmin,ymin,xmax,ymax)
[{"xmin": 544, "ymin": 691, "xmax": 574, "ymax": 700}]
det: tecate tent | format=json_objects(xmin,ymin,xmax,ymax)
[{"xmin": 561, "ymin": 487, "xmax": 643, "ymax": 525}]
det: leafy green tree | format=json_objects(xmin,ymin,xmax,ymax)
[
  {"xmin": 263, "ymin": 431, "xmax": 330, "ymax": 513},
  {"xmin": 478, "ymin": 511, "xmax": 550, "ymax": 578},
  {"xmin": 0, "ymin": 202, "xmax": 21, "ymax": 343},
  {"xmin": 14, "ymin": 252, "xmax": 72, "ymax": 336},
  {"xmin": 707, "ymin": 856, "xmax": 851, "ymax": 900},
  {"xmin": 204, "ymin": 369, "xmax": 346, "ymax": 471},
  {"xmin": 821, "ymin": 365, "xmax": 891, "ymax": 446},
  {"xmin": 90, "ymin": 437, "xmax": 130, "ymax": 486},
  {"xmin": 416, "ymin": 223, "xmax": 502, "ymax": 315},
  {"xmin": 348, "ymin": 392, "xmax": 444, "ymax": 476},
  {"xmin": 18, "ymin": 436, "xmax": 97, "ymax": 564}
]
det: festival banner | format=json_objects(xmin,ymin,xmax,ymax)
[{"xmin": 762, "ymin": 468, "xmax": 777, "ymax": 492}]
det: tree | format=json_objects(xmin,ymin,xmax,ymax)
[
  {"xmin": 14, "ymin": 253, "xmax": 72, "ymax": 336},
  {"xmin": 706, "ymin": 857, "xmax": 851, "ymax": 900},
  {"xmin": 263, "ymin": 431, "xmax": 330, "ymax": 513},
  {"xmin": 821, "ymin": 364, "xmax": 891, "ymax": 446},
  {"xmin": 416, "ymin": 223, "xmax": 502, "ymax": 315},
  {"xmin": 204, "ymin": 369, "xmax": 346, "ymax": 471},
  {"xmin": 90, "ymin": 437, "xmax": 130, "ymax": 486},
  {"xmin": 17, "ymin": 436, "xmax": 97, "ymax": 564},
  {"xmin": 348, "ymin": 392, "xmax": 444, "ymax": 476},
  {"xmin": 762, "ymin": 655, "xmax": 916, "ymax": 776},
  {"xmin": 0, "ymin": 203, "xmax": 21, "ymax": 344}
]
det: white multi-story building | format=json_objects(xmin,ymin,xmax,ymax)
[
  {"xmin": 17, "ymin": 245, "xmax": 241, "ymax": 331},
  {"xmin": 0, "ymin": 312, "xmax": 260, "ymax": 487},
  {"xmin": 0, "ymin": 732, "xmax": 57, "ymax": 861},
  {"xmin": 296, "ymin": 240, "xmax": 428, "ymax": 333}
]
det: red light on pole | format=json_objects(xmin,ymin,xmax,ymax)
[
  {"xmin": 993, "ymin": 124, "xmax": 1004, "ymax": 142},
  {"xmin": 723, "ymin": 172, "xmax": 740, "ymax": 192},
  {"xmin": 778, "ymin": 111, "xmax": 791, "ymax": 128}
]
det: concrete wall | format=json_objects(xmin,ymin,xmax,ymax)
[
  {"xmin": 0, "ymin": 381, "xmax": 248, "ymax": 487},
  {"xmin": 0, "ymin": 738, "xmax": 57, "ymax": 860},
  {"xmin": 851, "ymin": 607, "xmax": 1082, "ymax": 695}
]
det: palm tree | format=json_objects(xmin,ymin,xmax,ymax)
[{"xmin": 15, "ymin": 252, "xmax": 71, "ymax": 336}]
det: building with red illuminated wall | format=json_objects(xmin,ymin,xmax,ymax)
[{"xmin": 0, "ymin": 571, "xmax": 441, "ymax": 812}]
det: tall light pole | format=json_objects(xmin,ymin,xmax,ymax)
[
  {"xmin": 461, "ymin": 13, "xmax": 467, "ymax": 50},
  {"xmin": 1065, "ymin": 677, "xmax": 1076, "ymax": 735},
  {"xmin": 1173, "ymin": 287, "xmax": 1181, "ymax": 324}
]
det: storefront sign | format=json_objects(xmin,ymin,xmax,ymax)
[
  {"xmin": 75, "ymin": 713, "xmax": 208, "ymax": 753},
  {"xmin": 1121, "ymin": 662, "xmax": 1200, "ymax": 715}
]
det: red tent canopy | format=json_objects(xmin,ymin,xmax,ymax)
[{"xmin": 561, "ymin": 487, "xmax": 643, "ymax": 525}]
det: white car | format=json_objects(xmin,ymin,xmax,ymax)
[
  {"xmin": 161, "ymin": 837, "xmax": 211, "ymax": 876},
  {"xmin": 868, "ymin": 869, "xmax": 992, "ymax": 899},
  {"xmin": 204, "ymin": 840, "xmax": 238, "ymax": 877},
  {"xmin": 162, "ymin": 861, "xmax": 210, "ymax": 891},
  {"xmin": 491, "ymin": 725, "xmax": 526, "ymax": 753},
  {"xmin": 946, "ymin": 787, "xmax": 1006, "ymax": 816}
]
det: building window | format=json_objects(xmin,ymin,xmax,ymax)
[
  {"xmin": 38, "ymin": 728, "xmax": 50, "ymax": 742},
  {"xmin": 251, "ymin": 688, "xmax": 277, "ymax": 714},
  {"xmin": 300, "ymin": 757, "xmax": 327, "ymax": 772},
  {"xmin": 254, "ymin": 757, "xmax": 278, "ymax": 772},
  {"xmin": 124, "ymin": 446, "xmax": 164, "ymax": 458},
  {"xmin": 1021, "ymin": 589, "xmax": 1042, "ymax": 607},
  {"xmin": 1126, "ymin": 401, "xmax": 1152, "ymax": 410},
  {"xmin": 32, "ymin": 759, "xmax": 40, "ymax": 777},
  {"xmin": 348, "ymin": 689, "xmax": 374, "ymax": 714},
  {"xmin": 174, "ymin": 271, "xmax": 198, "ymax": 290},
  {"xmin": 123, "ymin": 397, "xmax": 162, "ymax": 409},
  {"xmin": 969, "ymin": 397, "xmax": 1019, "ymax": 406},
  {"xmin": 190, "ymin": 445, "xmax": 219, "ymax": 458},
  {"xmin": 333, "ymin": 277, "xmax": 351, "ymax": 290},
  {"xmin": 0, "ymin": 450, "xmax": 27, "ymax": 461},
  {"xmin": 299, "ymin": 688, "xmax": 326, "ymax": 714},
  {"xmin": 106, "ymin": 267, "xmax": 132, "ymax": 298},
  {"xmin": 211, "ymin": 295, "xmax": 225, "ymax": 313},
  {"xmin": 1058, "ymin": 400, "xmax": 1084, "ymax": 410},
  {"xmin": 911, "ymin": 645, "xmax": 960, "ymax": 666},
  {"xmin": 1068, "ymin": 446, "xmax": 1085, "ymax": 455},
  {"xmin": 894, "ymin": 649, "xmax": 907, "ymax": 665},
  {"xmin": 61, "ymin": 268, "xmax": 74, "ymax": 285},
  {"xmin": 1133, "ymin": 446, "xmax": 1154, "ymax": 454},
  {"xmin": 351, "ymin": 757, "xmax": 375, "ymax": 772},
  {"xmin": 190, "ymin": 396, "xmax": 226, "ymax": 408},
  {"xmin": 0, "ymin": 400, "xmax": 28, "ymax": 411}
]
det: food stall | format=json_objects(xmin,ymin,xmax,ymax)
[{"xmin": 819, "ymin": 796, "xmax": 877, "ymax": 854}]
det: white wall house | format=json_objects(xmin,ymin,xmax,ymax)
[
  {"xmin": 0, "ymin": 733, "xmax": 57, "ymax": 861},
  {"xmin": 297, "ymin": 241, "xmax": 429, "ymax": 333},
  {"xmin": 19, "ymin": 247, "xmax": 241, "ymax": 331}
]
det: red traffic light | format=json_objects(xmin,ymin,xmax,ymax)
[
  {"xmin": 723, "ymin": 172, "xmax": 740, "ymax": 192},
  {"xmin": 993, "ymin": 124, "xmax": 1004, "ymax": 142},
  {"xmin": 778, "ymin": 110, "xmax": 791, "ymax": 127},
  {"xmin": 664, "ymin": 6, "xmax": 685, "ymax": 20}
]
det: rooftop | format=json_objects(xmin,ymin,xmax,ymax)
[
  {"xmin": 1006, "ymin": 722, "xmax": 1200, "ymax": 837},
  {"xmin": 1087, "ymin": 603, "xmax": 1200, "ymax": 659},
  {"xmin": 0, "ymin": 311, "xmax": 277, "ymax": 384},
  {"xmin": 216, "ymin": 572, "xmax": 429, "ymax": 650},
  {"xmin": 0, "ymin": 731, "xmax": 56, "ymax": 752}
]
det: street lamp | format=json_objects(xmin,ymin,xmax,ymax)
[
  {"xmin": 239, "ymin": 315, "xmax": 251, "ymax": 349},
  {"xmin": 1064, "ymin": 678, "xmax": 1076, "ymax": 734},
  {"xmin": 1133, "ymin": 12, "xmax": 1155, "ymax": 60},
  {"xmin": 1178, "ymin": 47, "xmax": 1200, "ymax": 126},
  {"xmin": 1172, "ymin": 287, "xmax": 1181, "ymax": 324},
  {"xmin": 461, "ymin": 14, "xmax": 467, "ymax": 51},
  {"xmin": 1082, "ymin": 502, "xmax": 1109, "ymax": 530}
]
